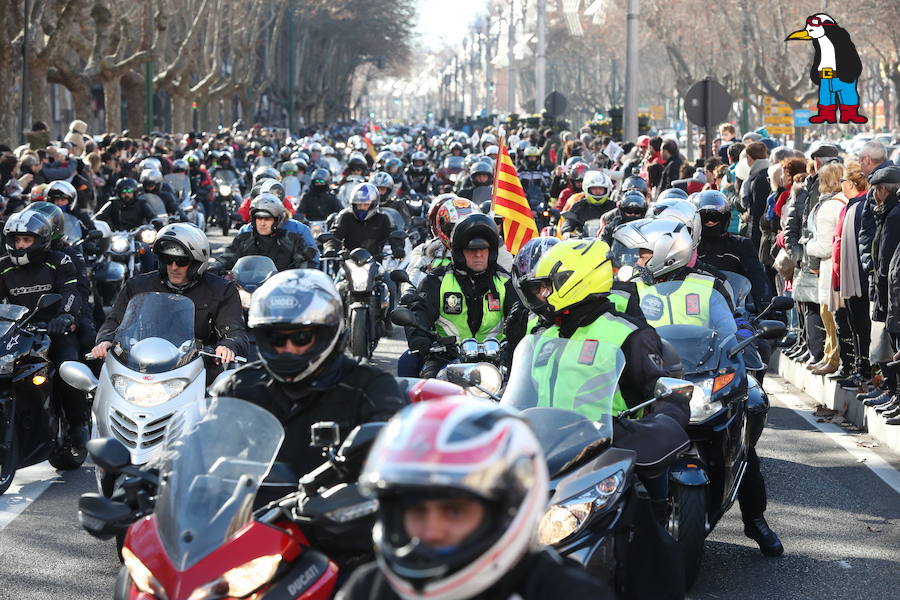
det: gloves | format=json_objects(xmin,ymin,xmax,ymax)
[
  {"xmin": 48, "ymin": 313, "xmax": 75, "ymax": 335},
  {"xmin": 734, "ymin": 316, "xmax": 754, "ymax": 340}
]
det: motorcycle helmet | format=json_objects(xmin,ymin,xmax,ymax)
[
  {"xmin": 653, "ymin": 199, "xmax": 701, "ymax": 249},
  {"xmin": 370, "ymin": 171, "xmax": 394, "ymax": 202},
  {"xmin": 45, "ymin": 180, "xmax": 78, "ymax": 212},
  {"xmin": 511, "ymin": 237, "xmax": 559, "ymax": 314},
  {"xmin": 484, "ymin": 145, "xmax": 499, "ymax": 158},
  {"xmin": 347, "ymin": 152, "xmax": 368, "ymax": 172},
  {"xmin": 138, "ymin": 157, "xmax": 162, "ymax": 173},
  {"xmin": 260, "ymin": 146, "xmax": 275, "ymax": 158},
  {"xmin": 691, "ymin": 190, "xmax": 731, "ymax": 237},
  {"xmin": 612, "ymin": 218, "xmax": 694, "ymax": 279},
  {"xmin": 172, "ymin": 158, "xmax": 189, "ymax": 173},
  {"xmin": 278, "ymin": 146, "xmax": 293, "ymax": 161},
  {"xmin": 450, "ymin": 213, "xmax": 499, "ymax": 273},
  {"xmin": 322, "ymin": 145, "xmax": 335, "ymax": 157},
  {"xmin": 310, "ymin": 168, "xmax": 331, "ymax": 189},
  {"xmin": 350, "ymin": 182, "xmax": 380, "ymax": 221},
  {"xmin": 427, "ymin": 193, "xmax": 457, "ymax": 240},
  {"xmin": 4, "ymin": 210, "xmax": 53, "ymax": 266},
  {"xmin": 618, "ymin": 190, "xmax": 648, "ymax": 221},
  {"xmin": 621, "ymin": 175, "xmax": 649, "ymax": 196},
  {"xmin": 253, "ymin": 166, "xmax": 280, "ymax": 185},
  {"xmin": 582, "ymin": 170, "xmax": 612, "ymax": 205},
  {"xmin": 360, "ymin": 396, "xmax": 548, "ymax": 600},
  {"xmin": 567, "ymin": 162, "xmax": 589, "ymax": 188},
  {"xmin": 656, "ymin": 187, "xmax": 689, "ymax": 202},
  {"xmin": 435, "ymin": 197, "xmax": 479, "ymax": 249},
  {"xmin": 292, "ymin": 158, "xmax": 309, "ymax": 173},
  {"xmin": 480, "ymin": 132, "xmax": 498, "ymax": 147},
  {"xmin": 522, "ymin": 239, "xmax": 613, "ymax": 318},
  {"xmin": 448, "ymin": 141, "xmax": 463, "ymax": 155},
  {"xmin": 278, "ymin": 161, "xmax": 297, "ymax": 177},
  {"xmin": 249, "ymin": 192, "xmax": 289, "ymax": 231},
  {"xmin": 248, "ymin": 269, "xmax": 344, "ymax": 384},
  {"xmin": 140, "ymin": 168, "xmax": 163, "ymax": 192},
  {"xmin": 469, "ymin": 161, "xmax": 493, "ymax": 187},
  {"xmin": 184, "ymin": 153, "xmax": 200, "ymax": 169},
  {"xmin": 308, "ymin": 142, "xmax": 322, "ymax": 155},
  {"xmin": 564, "ymin": 156, "xmax": 586, "ymax": 169},
  {"xmin": 375, "ymin": 150, "xmax": 395, "ymax": 169},
  {"xmin": 218, "ymin": 152, "xmax": 233, "ymax": 168},
  {"xmin": 152, "ymin": 223, "xmax": 211, "ymax": 288},
  {"xmin": 523, "ymin": 145, "xmax": 541, "ymax": 168},
  {"xmin": 115, "ymin": 177, "xmax": 140, "ymax": 206},
  {"xmin": 409, "ymin": 151, "xmax": 428, "ymax": 171},
  {"xmin": 385, "ymin": 156, "xmax": 404, "ymax": 177},
  {"xmin": 259, "ymin": 179, "xmax": 285, "ymax": 202},
  {"xmin": 24, "ymin": 201, "xmax": 66, "ymax": 242}
]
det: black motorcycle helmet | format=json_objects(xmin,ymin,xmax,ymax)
[
  {"xmin": 511, "ymin": 237, "xmax": 559, "ymax": 314},
  {"xmin": 621, "ymin": 175, "xmax": 649, "ymax": 196},
  {"xmin": 3, "ymin": 210, "xmax": 53, "ymax": 266},
  {"xmin": 470, "ymin": 161, "xmax": 493, "ymax": 187},
  {"xmin": 691, "ymin": 189, "xmax": 731, "ymax": 237},
  {"xmin": 450, "ymin": 213, "xmax": 500, "ymax": 274},
  {"xmin": 618, "ymin": 190, "xmax": 648, "ymax": 221},
  {"xmin": 253, "ymin": 166, "xmax": 280, "ymax": 185},
  {"xmin": 248, "ymin": 270, "xmax": 344, "ymax": 384},
  {"xmin": 115, "ymin": 177, "xmax": 140, "ymax": 206},
  {"xmin": 310, "ymin": 168, "xmax": 331, "ymax": 189}
]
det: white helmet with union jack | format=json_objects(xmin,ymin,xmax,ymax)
[{"xmin": 360, "ymin": 397, "xmax": 549, "ymax": 600}]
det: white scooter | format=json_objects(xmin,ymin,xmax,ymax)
[{"xmin": 60, "ymin": 292, "xmax": 243, "ymax": 495}]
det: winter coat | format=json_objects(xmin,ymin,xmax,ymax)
[
  {"xmin": 806, "ymin": 192, "xmax": 846, "ymax": 308},
  {"xmin": 872, "ymin": 193, "xmax": 900, "ymax": 322},
  {"xmin": 741, "ymin": 159, "xmax": 770, "ymax": 253}
]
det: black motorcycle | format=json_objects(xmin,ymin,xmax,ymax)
[
  {"xmin": 212, "ymin": 175, "xmax": 242, "ymax": 236},
  {"xmin": 0, "ymin": 294, "xmax": 87, "ymax": 495}
]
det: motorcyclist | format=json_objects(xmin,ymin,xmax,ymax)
[
  {"xmin": 405, "ymin": 150, "xmax": 432, "ymax": 194},
  {"xmin": 457, "ymin": 161, "xmax": 494, "ymax": 205},
  {"xmin": 44, "ymin": 179, "xmax": 95, "ymax": 233},
  {"xmin": 297, "ymin": 167, "xmax": 342, "ymax": 221},
  {"xmin": 253, "ymin": 145, "xmax": 275, "ymax": 169},
  {"xmin": 219, "ymin": 193, "xmax": 316, "ymax": 272},
  {"xmin": 96, "ymin": 177, "xmax": 160, "ymax": 230},
  {"xmin": 91, "ymin": 224, "xmax": 249, "ymax": 377},
  {"xmin": 559, "ymin": 170, "xmax": 616, "ymax": 237},
  {"xmin": 186, "ymin": 153, "xmax": 214, "ymax": 218},
  {"xmin": 0, "ymin": 210, "xmax": 89, "ymax": 452},
  {"xmin": 139, "ymin": 168, "xmax": 180, "ymax": 216},
  {"xmin": 519, "ymin": 146, "xmax": 551, "ymax": 211},
  {"xmin": 553, "ymin": 160, "xmax": 588, "ymax": 210},
  {"xmin": 598, "ymin": 189, "xmax": 649, "ymax": 245},
  {"xmin": 342, "ymin": 152, "xmax": 370, "ymax": 183},
  {"xmin": 407, "ymin": 195, "xmax": 480, "ymax": 282},
  {"xmin": 210, "ymin": 152, "xmax": 242, "ymax": 189},
  {"xmin": 372, "ymin": 170, "xmax": 411, "ymax": 223},
  {"xmin": 325, "ymin": 182, "xmax": 406, "ymax": 258},
  {"xmin": 612, "ymin": 218, "xmax": 783, "ymax": 556},
  {"xmin": 210, "ymin": 269, "xmax": 406, "ymax": 478},
  {"xmin": 337, "ymin": 396, "xmax": 613, "ymax": 600},
  {"xmin": 404, "ymin": 214, "xmax": 516, "ymax": 378}
]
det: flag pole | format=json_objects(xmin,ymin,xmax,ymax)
[{"xmin": 490, "ymin": 136, "xmax": 504, "ymax": 214}]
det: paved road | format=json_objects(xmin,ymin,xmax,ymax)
[{"xmin": 1, "ymin": 232, "xmax": 897, "ymax": 598}]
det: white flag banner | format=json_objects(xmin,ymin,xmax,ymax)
[{"xmin": 604, "ymin": 140, "xmax": 624, "ymax": 162}]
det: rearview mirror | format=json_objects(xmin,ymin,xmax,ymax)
[
  {"xmin": 390, "ymin": 307, "xmax": 418, "ymax": 328},
  {"xmin": 654, "ymin": 377, "xmax": 695, "ymax": 404},
  {"xmin": 769, "ymin": 296, "xmax": 794, "ymax": 311},
  {"xmin": 87, "ymin": 438, "xmax": 132, "ymax": 474},
  {"xmin": 78, "ymin": 493, "xmax": 134, "ymax": 540},
  {"xmin": 316, "ymin": 232, "xmax": 335, "ymax": 244},
  {"xmin": 87, "ymin": 229, "xmax": 104, "ymax": 241},
  {"xmin": 36, "ymin": 293, "xmax": 62, "ymax": 312},
  {"xmin": 756, "ymin": 320, "xmax": 787, "ymax": 341},
  {"xmin": 389, "ymin": 230, "xmax": 408, "ymax": 241},
  {"xmin": 337, "ymin": 422, "xmax": 386, "ymax": 460},
  {"xmin": 390, "ymin": 270, "xmax": 410, "ymax": 285},
  {"xmin": 561, "ymin": 211, "xmax": 580, "ymax": 223},
  {"xmin": 60, "ymin": 361, "xmax": 99, "ymax": 393}
]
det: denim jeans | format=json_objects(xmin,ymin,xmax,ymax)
[{"xmin": 818, "ymin": 77, "xmax": 860, "ymax": 106}]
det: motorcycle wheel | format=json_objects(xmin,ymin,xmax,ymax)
[
  {"xmin": 668, "ymin": 483, "xmax": 707, "ymax": 590},
  {"xmin": 48, "ymin": 442, "xmax": 88, "ymax": 471},
  {"xmin": 349, "ymin": 310, "xmax": 370, "ymax": 359},
  {"xmin": 219, "ymin": 205, "xmax": 230, "ymax": 236},
  {"xmin": 0, "ymin": 433, "xmax": 17, "ymax": 496},
  {"xmin": 113, "ymin": 565, "xmax": 133, "ymax": 599}
]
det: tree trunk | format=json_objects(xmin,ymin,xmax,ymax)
[
  {"xmin": 122, "ymin": 71, "xmax": 145, "ymax": 136},
  {"xmin": 69, "ymin": 82, "xmax": 93, "ymax": 124},
  {"xmin": 171, "ymin": 93, "xmax": 191, "ymax": 134},
  {"xmin": 102, "ymin": 75, "xmax": 122, "ymax": 133},
  {"xmin": 0, "ymin": 41, "xmax": 16, "ymax": 144},
  {"xmin": 29, "ymin": 60, "xmax": 52, "ymax": 128}
]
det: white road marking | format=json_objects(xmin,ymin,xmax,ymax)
[
  {"xmin": 765, "ymin": 377, "xmax": 900, "ymax": 495},
  {"xmin": 0, "ymin": 462, "xmax": 62, "ymax": 532}
]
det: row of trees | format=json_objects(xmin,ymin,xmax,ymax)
[{"xmin": 1, "ymin": 0, "xmax": 415, "ymax": 143}]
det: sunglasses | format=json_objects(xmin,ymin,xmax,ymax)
[
  {"xmin": 806, "ymin": 16, "xmax": 834, "ymax": 27},
  {"xmin": 159, "ymin": 255, "xmax": 191, "ymax": 267},
  {"xmin": 266, "ymin": 329, "xmax": 315, "ymax": 347},
  {"xmin": 623, "ymin": 210, "xmax": 645, "ymax": 217},
  {"xmin": 699, "ymin": 211, "xmax": 727, "ymax": 222}
]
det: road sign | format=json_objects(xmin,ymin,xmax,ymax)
[
  {"xmin": 544, "ymin": 91, "xmax": 568, "ymax": 118},
  {"xmin": 793, "ymin": 109, "xmax": 812, "ymax": 126},
  {"xmin": 673, "ymin": 120, "xmax": 685, "ymax": 131},
  {"xmin": 683, "ymin": 79, "xmax": 732, "ymax": 127},
  {"xmin": 649, "ymin": 105, "xmax": 665, "ymax": 121},
  {"xmin": 767, "ymin": 126, "xmax": 794, "ymax": 136}
]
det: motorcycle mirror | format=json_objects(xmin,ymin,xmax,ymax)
[
  {"xmin": 36, "ymin": 293, "xmax": 62, "ymax": 312},
  {"xmin": 654, "ymin": 377, "xmax": 695, "ymax": 404},
  {"xmin": 769, "ymin": 296, "xmax": 794, "ymax": 311},
  {"xmin": 390, "ymin": 270, "xmax": 410, "ymax": 285},
  {"xmin": 756, "ymin": 319, "xmax": 788, "ymax": 341},
  {"xmin": 336, "ymin": 422, "xmax": 387, "ymax": 460},
  {"xmin": 78, "ymin": 493, "xmax": 134, "ymax": 541},
  {"xmin": 60, "ymin": 361, "xmax": 99, "ymax": 393},
  {"xmin": 310, "ymin": 421, "xmax": 341, "ymax": 449},
  {"xmin": 316, "ymin": 232, "xmax": 336, "ymax": 244},
  {"xmin": 389, "ymin": 307, "xmax": 418, "ymax": 328},
  {"xmin": 151, "ymin": 218, "xmax": 164, "ymax": 231},
  {"xmin": 87, "ymin": 438, "xmax": 132, "ymax": 474},
  {"xmin": 561, "ymin": 211, "xmax": 580, "ymax": 223},
  {"xmin": 389, "ymin": 230, "xmax": 408, "ymax": 241},
  {"xmin": 87, "ymin": 229, "xmax": 104, "ymax": 241}
]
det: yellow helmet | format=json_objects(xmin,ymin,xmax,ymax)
[{"xmin": 523, "ymin": 239, "xmax": 613, "ymax": 317}]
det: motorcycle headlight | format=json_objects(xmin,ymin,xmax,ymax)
[
  {"xmin": 537, "ymin": 471, "xmax": 624, "ymax": 546},
  {"xmin": 139, "ymin": 229, "xmax": 157, "ymax": 245},
  {"xmin": 325, "ymin": 499, "xmax": 379, "ymax": 523},
  {"xmin": 689, "ymin": 379, "xmax": 722, "ymax": 423},
  {"xmin": 111, "ymin": 235, "xmax": 129, "ymax": 253},
  {"xmin": 238, "ymin": 288, "xmax": 252, "ymax": 310},
  {"xmin": 466, "ymin": 363, "xmax": 503, "ymax": 398},
  {"xmin": 187, "ymin": 554, "xmax": 281, "ymax": 600},
  {"xmin": 0, "ymin": 353, "xmax": 16, "ymax": 375},
  {"xmin": 349, "ymin": 266, "xmax": 370, "ymax": 292},
  {"xmin": 408, "ymin": 198, "xmax": 422, "ymax": 208},
  {"xmin": 219, "ymin": 184, "xmax": 232, "ymax": 196},
  {"xmin": 112, "ymin": 375, "xmax": 190, "ymax": 408},
  {"xmin": 310, "ymin": 223, "xmax": 324, "ymax": 238},
  {"xmin": 122, "ymin": 547, "xmax": 168, "ymax": 600}
]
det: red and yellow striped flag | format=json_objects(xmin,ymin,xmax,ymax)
[
  {"xmin": 363, "ymin": 134, "xmax": 377, "ymax": 161},
  {"xmin": 491, "ymin": 140, "xmax": 538, "ymax": 255}
]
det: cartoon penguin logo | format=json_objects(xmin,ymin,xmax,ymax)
[{"xmin": 786, "ymin": 13, "xmax": 867, "ymax": 125}]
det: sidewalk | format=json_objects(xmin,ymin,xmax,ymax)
[{"xmin": 772, "ymin": 351, "xmax": 900, "ymax": 454}]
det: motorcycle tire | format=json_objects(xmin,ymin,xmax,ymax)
[
  {"xmin": 0, "ymin": 433, "xmax": 17, "ymax": 496},
  {"xmin": 668, "ymin": 482, "xmax": 707, "ymax": 590},
  {"xmin": 113, "ymin": 565, "xmax": 133, "ymax": 599},
  {"xmin": 349, "ymin": 310, "xmax": 370, "ymax": 359},
  {"xmin": 48, "ymin": 442, "xmax": 88, "ymax": 471}
]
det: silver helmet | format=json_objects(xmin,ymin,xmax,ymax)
[
  {"xmin": 652, "ymin": 199, "xmax": 701, "ymax": 250},
  {"xmin": 152, "ymin": 223, "xmax": 211, "ymax": 282},
  {"xmin": 612, "ymin": 218, "xmax": 695, "ymax": 279},
  {"xmin": 249, "ymin": 193, "xmax": 289, "ymax": 228}
]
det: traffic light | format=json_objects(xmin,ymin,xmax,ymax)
[
  {"xmin": 369, "ymin": 112, "xmax": 376, "ymax": 118},
  {"xmin": 488, "ymin": 81, "xmax": 495, "ymax": 92},
  {"xmin": 191, "ymin": 101, "xmax": 198, "ymax": 110}
]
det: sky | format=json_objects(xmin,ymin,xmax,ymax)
[{"xmin": 416, "ymin": 0, "xmax": 489, "ymax": 49}]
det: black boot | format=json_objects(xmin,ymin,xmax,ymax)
[{"xmin": 744, "ymin": 517, "xmax": 784, "ymax": 557}]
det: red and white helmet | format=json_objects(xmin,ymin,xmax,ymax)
[
  {"xmin": 433, "ymin": 197, "xmax": 479, "ymax": 249},
  {"xmin": 360, "ymin": 397, "xmax": 549, "ymax": 600}
]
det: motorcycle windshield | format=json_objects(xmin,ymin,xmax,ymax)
[
  {"xmin": 232, "ymin": 255, "xmax": 277, "ymax": 292},
  {"xmin": 501, "ymin": 334, "xmax": 624, "ymax": 475},
  {"xmin": 113, "ymin": 293, "xmax": 197, "ymax": 373},
  {"xmin": 381, "ymin": 207, "xmax": 406, "ymax": 231},
  {"xmin": 62, "ymin": 214, "xmax": 84, "ymax": 245},
  {"xmin": 214, "ymin": 171, "xmax": 240, "ymax": 186},
  {"xmin": 0, "ymin": 305, "xmax": 27, "ymax": 338},
  {"xmin": 443, "ymin": 156, "xmax": 464, "ymax": 170},
  {"xmin": 154, "ymin": 396, "xmax": 285, "ymax": 570},
  {"xmin": 584, "ymin": 219, "xmax": 603, "ymax": 238},
  {"xmin": 655, "ymin": 324, "xmax": 719, "ymax": 375},
  {"xmin": 721, "ymin": 271, "xmax": 752, "ymax": 313},
  {"xmin": 139, "ymin": 193, "xmax": 167, "ymax": 218}
]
